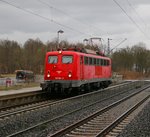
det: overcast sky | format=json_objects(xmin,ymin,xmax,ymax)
[{"xmin": 0, "ymin": 0, "xmax": 150, "ymax": 50}]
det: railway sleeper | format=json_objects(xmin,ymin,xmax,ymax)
[
  {"xmin": 70, "ymin": 130, "xmax": 97, "ymax": 136},
  {"xmin": 75, "ymin": 128, "xmax": 102, "ymax": 132}
]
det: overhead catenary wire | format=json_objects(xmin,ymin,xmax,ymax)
[
  {"xmin": 0, "ymin": 0, "xmax": 93, "ymax": 37},
  {"xmin": 37, "ymin": 0, "xmax": 110, "ymax": 46},
  {"xmin": 37, "ymin": 0, "xmax": 111, "ymax": 37},
  {"xmin": 126, "ymin": 0, "xmax": 147, "ymax": 29},
  {"xmin": 112, "ymin": 0, "xmax": 150, "ymax": 39}
]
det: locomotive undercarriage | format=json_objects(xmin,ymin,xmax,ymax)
[{"xmin": 41, "ymin": 79, "xmax": 112, "ymax": 96}]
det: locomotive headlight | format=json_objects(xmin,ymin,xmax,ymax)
[
  {"xmin": 47, "ymin": 70, "xmax": 50, "ymax": 78},
  {"xmin": 58, "ymin": 50, "xmax": 62, "ymax": 54},
  {"xmin": 68, "ymin": 72, "xmax": 72, "ymax": 78},
  {"xmin": 47, "ymin": 74, "xmax": 50, "ymax": 78}
]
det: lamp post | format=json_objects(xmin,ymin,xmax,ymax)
[
  {"xmin": 57, "ymin": 30, "xmax": 64, "ymax": 49},
  {"xmin": 83, "ymin": 38, "xmax": 88, "ymax": 45}
]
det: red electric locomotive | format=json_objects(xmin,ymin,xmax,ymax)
[{"xmin": 41, "ymin": 48, "xmax": 112, "ymax": 95}]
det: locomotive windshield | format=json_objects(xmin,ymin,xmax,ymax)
[
  {"xmin": 48, "ymin": 56, "xmax": 58, "ymax": 64},
  {"xmin": 62, "ymin": 56, "xmax": 73, "ymax": 64}
]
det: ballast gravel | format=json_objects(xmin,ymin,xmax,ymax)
[
  {"xmin": 118, "ymin": 100, "xmax": 150, "ymax": 137},
  {"xmin": 0, "ymin": 84, "xmax": 148, "ymax": 137}
]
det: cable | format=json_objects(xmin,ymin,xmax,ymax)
[
  {"xmin": 126, "ymin": 0, "xmax": 147, "ymax": 29},
  {"xmin": 112, "ymin": 0, "xmax": 150, "ymax": 39},
  {"xmin": 0, "ymin": 0, "xmax": 92, "ymax": 37},
  {"xmin": 37, "ymin": 0, "xmax": 111, "ymax": 36}
]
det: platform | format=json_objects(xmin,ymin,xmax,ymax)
[{"xmin": 0, "ymin": 87, "xmax": 41, "ymax": 97}]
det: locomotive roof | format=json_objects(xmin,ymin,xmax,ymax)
[
  {"xmin": 47, "ymin": 49, "xmax": 110, "ymax": 60},
  {"xmin": 48, "ymin": 47, "xmax": 110, "ymax": 57}
]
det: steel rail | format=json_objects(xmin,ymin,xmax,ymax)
[
  {"xmin": 0, "ymin": 90, "xmax": 47, "ymax": 111},
  {"xmin": 0, "ymin": 99, "xmax": 59, "ymax": 119},
  {"xmin": 0, "ymin": 82, "xmax": 127, "ymax": 111},
  {"xmin": 0, "ymin": 90, "xmax": 42, "ymax": 101},
  {"xmin": 96, "ymin": 94, "xmax": 150, "ymax": 137},
  {"xmin": 0, "ymin": 86, "xmax": 132, "ymax": 120},
  {"xmin": 0, "ymin": 82, "xmax": 135, "ymax": 119}
]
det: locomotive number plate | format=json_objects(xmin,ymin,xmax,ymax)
[{"xmin": 55, "ymin": 77, "xmax": 64, "ymax": 80}]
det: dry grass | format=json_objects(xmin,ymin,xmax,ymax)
[
  {"xmin": 0, "ymin": 74, "xmax": 16, "ymax": 78},
  {"xmin": 0, "ymin": 82, "xmax": 40, "ymax": 91},
  {"xmin": 118, "ymin": 70, "xmax": 149, "ymax": 80}
]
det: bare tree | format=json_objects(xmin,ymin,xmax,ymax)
[
  {"xmin": 112, "ymin": 47, "xmax": 133, "ymax": 71},
  {"xmin": 23, "ymin": 38, "xmax": 46, "ymax": 74},
  {"xmin": 131, "ymin": 43, "xmax": 148, "ymax": 73},
  {"xmin": 0, "ymin": 40, "xmax": 22, "ymax": 74}
]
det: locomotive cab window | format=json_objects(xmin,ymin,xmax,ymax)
[
  {"xmin": 48, "ymin": 56, "xmax": 58, "ymax": 64},
  {"xmin": 62, "ymin": 56, "xmax": 73, "ymax": 64}
]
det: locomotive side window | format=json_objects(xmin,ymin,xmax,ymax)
[
  {"xmin": 84, "ymin": 56, "xmax": 88, "ymax": 65},
  {"xmin": 109, "ymin": 60, "xmax": 110, "ymax": 65},
  {"xmin": 104, "ymin": 60, "xmax": 106, "ymax": 66},
  {"xmin": 101, "ymin": 59, "xmax": 104, "ymax": 66},
  {"xmin": 94, "ymin": 58, "xmax": 96, "ymax": 65},
  {"xmin": 62, "ymin": 56, "xmax": 73, "ymax": 64},
  {"xmin": 99, "ymin": 59, "xmax": 101, "ymax": 66},
  {"xmin": 80, "ymin": 56, "xmax": 83, "ymax": 64},
  {"xmin": 96, "ymin": 59, "xmax": 99, "ymax": 66},
  {"xmin": 48, "ymin": 56, "xmax": 58, "ymax": 64},
  {"xmin": 101, "ymin": 59, "xmax": 109, "ymax": 66},
  {"xmin": 91, "ymin": 58, "xmax": 93, "ymax": 65},
  {"xmin": 100, "ymin": 59, "xmax": 103, "ymax": 66},
  {"xmin": 106, "ymin": 60, "xmax": 109, "ymax": 66},
  {"xmin": 89, "ymin": 57, "xmax": 92, "ymax": 65},
  {"xmin": 84, "ymin": 57, "xmax": 109, "ymax": 66}
]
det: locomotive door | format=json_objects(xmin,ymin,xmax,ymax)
[{"xmin": 80, "ymin": 56, "xmax": 84, "ymax": 80}]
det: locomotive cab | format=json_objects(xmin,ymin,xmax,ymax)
[{"xmin": 41, "ymin": 50, "xmax": 81, "ymax": 93}]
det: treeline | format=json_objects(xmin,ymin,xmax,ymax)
[
  {"xmin": 0, "ymin": 38, "xmax": 84, "ymax": 74},
  {"xmin": 0, "ymin": 39, "xmax": 150, "ymax": 76},
  {"xmin": 112, "ymin": 42, "xmax": 150, "ymax": 76}
]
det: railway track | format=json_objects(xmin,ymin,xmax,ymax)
[
  {"xmin": 0, "ymin": 82, "xmax": 124, "ymax": 112},
  {"xmin": 0, "ymin": 90, "xmax": 48, "ymax": 111},
  {"xmin": 101, "ymin": 94, "xmax": 150, "ymax": 137},
  {"xmin": 50, "ymin": 86, "xmax": 150, "ymax": 137},
  {"xmin": 0, "ymin": 82, "xmax": 134, "ymax": 120},
  {"xmin": 0, "ymin": 81, "xmax": 149, "ymax": 137},
  {"xmin": 0, "ymin": 99, "xmax": 59, "ymax": 120},
  {"xmin": 0, "ymin": 81, "xmax": 131, "ymax": 117}
]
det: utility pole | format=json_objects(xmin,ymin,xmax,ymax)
[
  {"xmin": 109, "ymin": 38, "xmax": 127, "ymax": 54},
  {"xmin": 108, "ymin": 38, "xmax": 112, "ymax": 56}
]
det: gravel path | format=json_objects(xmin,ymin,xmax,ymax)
[{"xmin": 118, "ymin": 100, "xmax": 150, "ymax": 137}]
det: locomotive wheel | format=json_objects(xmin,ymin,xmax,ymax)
[
  {"xmin": 85, "ymin": 84, "xmax": 91, "ymax": 92},
  {"xmin": 73, "ymin": 87, "xmax": 80, "ymax": 95}
]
